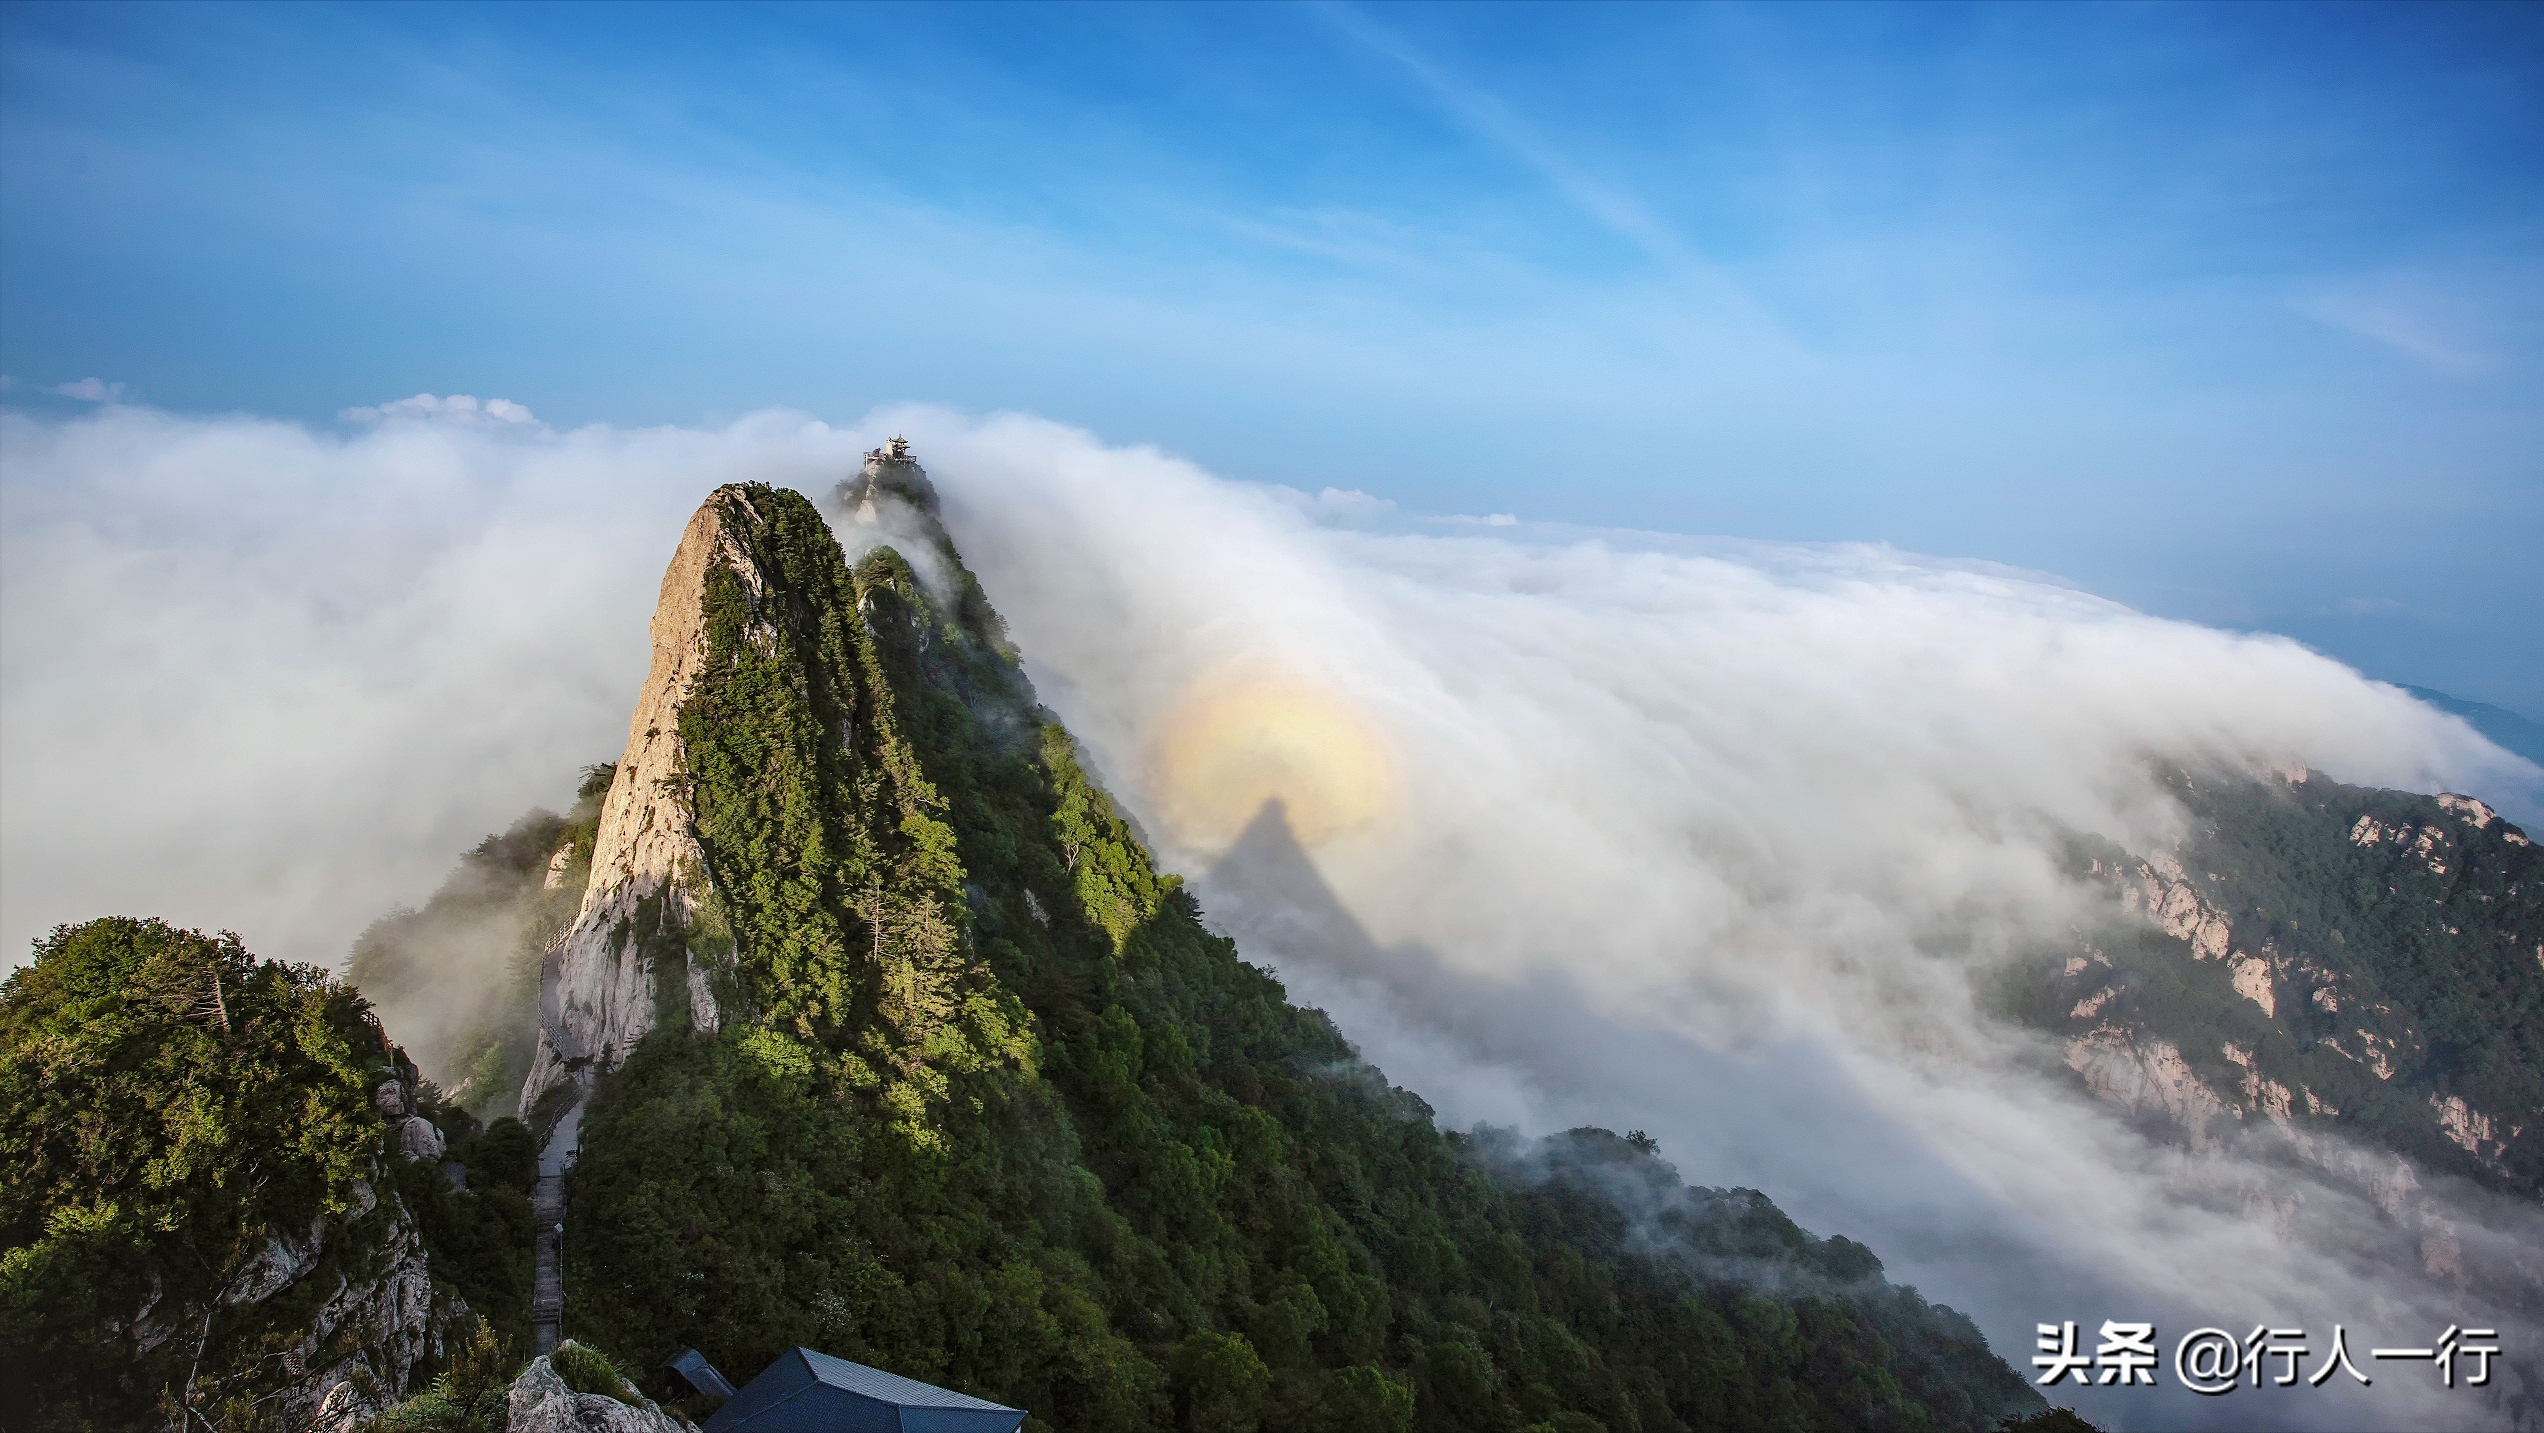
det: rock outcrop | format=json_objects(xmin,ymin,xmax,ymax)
[
  {"xmin": 2062, "ymin": 1027, "xmax": 2237, "ymax": 1150},
  {"xmin": 237, "ymin": 1176, "xmax": 463, "ymax": 1433},
  {"xmin": 2051, "ymin": 768, "xmax": 2541, "ymax": 1195},
  {"xmin": 2021, "ymin": 765, "xmax": 2544, "ymax": 1378},
  {"xmin": 505, "ymin": 1352, "xmax": 692, "ymax": 1433},
  {"xmin": 399, "ymin": 1115, "xmax": 449, "ymax": 1161},
  {"xmin": 519, "ymin": 497, "xmax": 753, "ymax": 1130}
]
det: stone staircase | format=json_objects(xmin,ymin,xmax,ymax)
[{"xmin": 531, "ymin": 1170, "xmax": 565, "ymax": 1354}]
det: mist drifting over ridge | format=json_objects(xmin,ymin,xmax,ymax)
[
  {"xmin": 3, "ymin": 398, "xmax": 2538, "ymax": 1430},
  {"xmin": 907, "ymin": 411, "xmax": 2543, "ymax": 1432}
]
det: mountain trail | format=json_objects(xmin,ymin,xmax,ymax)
[{"xmin": 530, "ymin": 1098, "xmax": 580, "ymax": 1354}]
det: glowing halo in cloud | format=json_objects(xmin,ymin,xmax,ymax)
[{"xmin": 1147, "ymin": 671, "xmax": 1396, "ymax": 855}]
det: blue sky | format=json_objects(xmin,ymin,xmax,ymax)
[{"xmin": 4, "ymin": 0, "xmax": 2540, "ymax": 710}]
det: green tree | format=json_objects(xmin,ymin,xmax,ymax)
[
  {"xmin": 1170, "ymin": 1331, "xmax": 1272, "ymax": 1432},
  {"xmin": 1, "ymin": 918, "xmax": 383, "ymax": 1429},
  {"xmin": 1324, "ymin": 1364, "xmax": 1417, "ymax": 1433}
]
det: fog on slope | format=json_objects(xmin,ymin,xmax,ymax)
[
  {"xmin": 892, "ymin": 412, "xmax": 2541, "ymax": 1433},
  {"xmin": 5, "ymin": 399, "xmax": 2538, "ymax": 1431}
]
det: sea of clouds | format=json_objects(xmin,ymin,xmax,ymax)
[
  {"xmin": 919, "ymin": 412, "xmax": 2542, "ymax": 1433},
  {"xmin": 3, "ymin": 397, "xmax": 2536, "ymax": 1430}
]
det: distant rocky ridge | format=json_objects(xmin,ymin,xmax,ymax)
[
  {"xmin": 2403, "ymin": 685, "xmax": 2544, "ymax": 772},
  {"xmin": 2034, "ymin": 769, "xmax": 2540, "ymax": 1194},
  {"xmin": 2013, "ymin": 766, "xmax": 2544, "ymax": 1384}
]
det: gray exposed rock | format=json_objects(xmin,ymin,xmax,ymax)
[
  {"xmin": 543, "ymin": 841, "xmax": 578, "ymax": 891},
  {"xmin": 399, "ymin": 1114, "xmax": 449, "ymax": 1161},
  {"xmin": 519, "ymin": 497, "xmax": 747, "ymax": 1127},
  {"xmin": 280, "ymin": 1177, "xmax": 466, "ymax": 1432},
  {"xmin": 220, "ymin": 1210, "xmax": 329, "ymax": 1308},
  {"xmin": 309, "ymin": 1378, "xmax": 371, "ymax": 1432},
  {"xmin": 506, "ymin": 1353, "xmax": 693, "ymax": 1432}
]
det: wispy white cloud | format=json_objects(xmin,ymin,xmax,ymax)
[
  {"xmin": 1265, "ymin": 485, "xmax": 1399, "ymax": 526},
  {"xmin": 1313, "ymin": 3, "xmax": 1694, "ymax": 272},
  {"xmin": 51, "ymin": 377, "xmax": 127, "ymax": 402},
  {"xmin": 2290, "ymin": 285, "xmax": 2497, "ymax": 378},
  {"xmin": 0, "ymin": 400, "xmax": 861, "ymax": 975},
  {"xmin": 341, "ymin": 392, "xmax": 540, "ymax": 425}
]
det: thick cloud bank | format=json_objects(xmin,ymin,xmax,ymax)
[
  {"xmin": 910, "ymin": 415, "xmax": 2540, "ymax": 1433},
  {"xmin": 0, "ymin": 403, "xmax": 869, "ymax": 969},
  {"xmin": 4, "ymin": 401, "xmax": 2535, "ymax": 1430}
]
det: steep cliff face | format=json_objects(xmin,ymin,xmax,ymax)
[
  {"xmin": 542, "ymin": 458, "xmax": 2050, "ymax": 1433},
  {"xmin": 518, "ymin": 497, "xmax": 758, "ymax": 1137},
  {"xmin": 243, "ymin": 1171, "xmax": 458, "ymax": 1433}
]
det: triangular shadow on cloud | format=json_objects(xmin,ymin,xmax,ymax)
[
  {"xmin": 1198, "ymin": 799, "xmax": 2329, "ymax": 1433},
  {"xmin": 1202, "ymin": 802, "xmax": 1983, "ymax": 1205}
]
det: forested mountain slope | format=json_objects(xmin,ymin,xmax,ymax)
[
  {"xmin": 2005, "ymin": 764, "xmax": 2544, "ymax": 1353},
  {"xmin": 535, "ymin": 454, "xmax": 2054, "ymax": 1433},
  {"xmin": 2020, "ymin": 769, "xmax": 2541, "ymax": 1199},
  {"xmin": 0, "ymin": 919, "xmax": 540, "ymax": 1431}
]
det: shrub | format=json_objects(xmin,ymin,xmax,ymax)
[
  {"xmin": 364, "ymin": 1317, "xmax": 518, "ymax": 1432},
  {"xmin": 551, "ymin": 1340, "xmax": 639, "ymax": 1406}
]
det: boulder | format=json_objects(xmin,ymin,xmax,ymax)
[
  {"xmin": 506, "ymin": 1354, "xmax": 691, "ymax": 1432},
  {"xmin": 399, "ymin": 1115, "xmax": 448, "ymax": 1161}
]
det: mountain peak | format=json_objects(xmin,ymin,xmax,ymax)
[
  {"xmin": 496, "ymin": 478, "xmax": 2057, "ymax": 1429},
  {"xmin": 517, "ymin": 486, "xmax": 776, "ymax": 1137},
  {"xmin": 521, "ymin": 476, "xmax": 1032, "ymax": 1169},
  {"xmin": 842, "ymin": 433, "xmax": 943, "ymax": 519}
]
